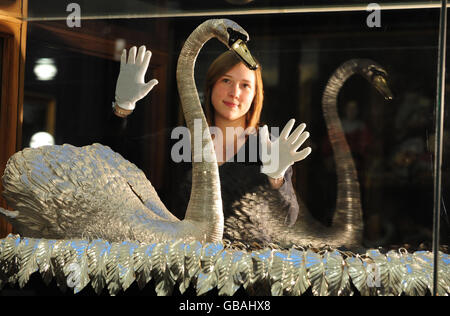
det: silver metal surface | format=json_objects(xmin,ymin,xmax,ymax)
[{"xmin": 1, "ymin": 234, "xmax": 448, "ymax": 295}]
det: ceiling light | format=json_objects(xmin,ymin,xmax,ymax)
[
  {"xmin": 29, "ymin": 131, "xmax": 55, "ymax": 148},
  {"xmin": 34, "ymin": 58, "xmax": 58, "ymax": 81}
]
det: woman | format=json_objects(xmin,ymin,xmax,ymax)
[{"xmin": 110, "ymin": 45, "xmax": 311, "ymax": 244}]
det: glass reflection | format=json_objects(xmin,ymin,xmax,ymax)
[{"xmin": 21, "ymin": 7, "xmax": 449, "ymax": 251}]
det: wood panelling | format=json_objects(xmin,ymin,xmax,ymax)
[
  {"xmin": 0, "ymin": 0, "xmax": 27, "ymax": 238},
  {"xmin": 0, "ymin": 0, "xmax": 26, "ymax": 19}
]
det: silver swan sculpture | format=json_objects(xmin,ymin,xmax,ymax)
[
  {"xmin": 0, "ymin": 22, "xmax": 448, "ymax": 296},
  {"xmin": 223, "ymin": 59, "xmax": 392, "ymax": 250},
  {"xmin": 320, "ymin": 59, "xmax": 393, "ymax": 246},
  {"xmin": 288, "ymin": 59, "xmax": 392, "ymax": 249},
  {"xmin": 0, "ymin": 19, "xmax": 257, "ymax": 245}
]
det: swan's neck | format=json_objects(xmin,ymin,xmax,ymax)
[
  {"xmin": 176, "ymin": 20, "xmax": 223, "ymax": 242},
  {"xmin": 321, "ymin": 59, "xmax": 363, "ymax": 241}
]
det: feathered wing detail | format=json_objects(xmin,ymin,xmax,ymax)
[{"xmin": 1, "ymin": 143, "xmax": 178, "ymax": 241}]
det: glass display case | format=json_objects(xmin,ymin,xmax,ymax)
[{"xmin": 0, "ymin": 0, "xmax": 448, "ymax": 296}]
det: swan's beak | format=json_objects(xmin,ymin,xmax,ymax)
[
  {"xmin": 231, "ymin": 39, "xmax": 258, "ymax": 70},
  {"xmin": 373, "ymin": 75, "xmax": 393, "ymax": 100}
]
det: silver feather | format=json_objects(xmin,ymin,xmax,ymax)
[
  {"xmin": 399, "ymin": 251, "xmax": 430, "ymax": 296},
  {"xmin": 306, "ymin": 249, "xmax": 327, "ymax": 296},
  {"xmin": 413, "ymin": 250, "xmax": 448, "ymax": 296},
  {"xmin": 152, "ymin": 242, "xmax": 175, "ymax": 296},
  {"xmin": 117, "ymin": 241, "xmax": 138, "ymax": 292},
  {"xmin": 250, "ymin": 248, "xmax": 273, "ymax": 294},
  {"xmin": 216, "ymin": 249, "xmax": 245, "ymax": 296},
  {"xmin": 15, "ymin": 237, "xmax": 39, "ymax": 288},
  {"xmin": 386, "ymin": 250, "xmax": 405, "ymax": 296},
  {"xmin": 167, "ymin": 239, "xmax": 187, "ymax": 292},
  {"xmin": 196, "ymin": 242, "xmax": 223, "ymax": 295},
  {"xmin": 366, "ymin": 249, "xmax": 390, "ymax": 296},
  {"xmin": 324, "ymin": 250, "xmax": 352, "ymax": 296},
  {"xmin": 235, "ymin": 251, "xmax": 253, "ymax": 291},
  {"xmin": 184, "ymin": 240, "xmax": 202, "ymax": 292},
  {"xmin": 49, "ymin": 240, "xmax": 71, "ymax": 293},
  {"xmin": 0, "ymin": 234, "xmax": 20, "ymax": 286},
  {"xmin": 105, "ymin": 242, "xmax": 121, "ymax": 295},
  {"xmin": 345, "ymin": 255, "xmax": 372, "ymax": 296},
  {"xmin": 270, "ymin": 251, "xmax": 290, "ymax": 296},
  {"xmin": 289, "ymin": 248, "xmax": 310, "ymax": 296},
  {"xmin": 133, "ymin": 243, "xmax": 154, "ymax": 290},
  {"xmin": 271, "ymin": 249, "xmax": 310, "ymax": 296},
  {"xmin": 86, "ymin": 239, "xmax": 109, "ymax": 294}
]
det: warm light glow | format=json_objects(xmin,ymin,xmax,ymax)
[
  {"xmin": 29, "ymin": 132, "xmax": 55, "ymax": 148},
  {"xmin": 34, "ymin": 58, "xmax": 58, "ymax": 81}
]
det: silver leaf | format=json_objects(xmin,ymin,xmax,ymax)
[
  {"xmin": 196, "ymin": 242, "xmax": 223, "ymax": 296},
  {"xmin": 153, "ymin": 242, "xmax": 175, "ymax": 296},
  {"xmin": 133, "ymin": 243, "xmax": 155, "ymax": 290},
  {"xmin": 306, "ymin": 249, "xmax": 327, "ymax": 296},
  {"xmin": 117, "ymin": 241, "xmax": 138, "ymax": 292},
  {"xmin": 16, "ymin": 237, "xmax": 40, "ymax": 288},
  {"xmin": 366, "ymin": 249, "xmax": 389, "ymax": 295},
  {"xmin": 86, "ymin": 239, "xmax": 109, "ymax": 294},
  {"xmin": 399, "ymin": 252, "xmax": 429, "ymax": 296},
  {"xmin": 346, "ymin": 255, "xmax": 371, "ymax": 296},
  {"xmin": 386, "ymin": 250, "xmax": 405, "ymax": 296},
  {"xmin": 325, "ymin": 250, "xmax": 351, "ymax": 296},
  {"xmin": 289, "ymin": 248, "xmax": 310, "ymax": 296}
]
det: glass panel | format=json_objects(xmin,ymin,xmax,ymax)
[{"xmin": 21, "ymin": 5, "xmax": 449, "ymax": 253}]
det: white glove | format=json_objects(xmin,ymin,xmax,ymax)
[
  {"xmin": 260, "ymin": 118, "xmax": 312, "ymax": 179},
  {"xmin": 115, "ymin": 45, "xmax": 158, "ymax": 111}
]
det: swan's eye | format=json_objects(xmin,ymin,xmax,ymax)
[{"xmin": 371, "ymin": 68, "xmax": 387, "ymax": 79}]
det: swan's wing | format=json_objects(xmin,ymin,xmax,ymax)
[
  {"xmin": 87, "ymin": 143, "xmax": 178, "ymax": 222},
  {"xmin": 1, "ymin": 143, "xmax": 178, "ymax": 240}
]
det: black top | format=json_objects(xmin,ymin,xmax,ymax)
[{"xmin": 104, "ymin": 111, "xmax": 300, "ymax": 244}]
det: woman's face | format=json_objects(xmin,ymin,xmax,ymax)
[{"xmin": 211, "ymin": 62, "xmax": 256, "ymax": 124}]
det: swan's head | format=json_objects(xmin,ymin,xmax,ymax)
[
  {"xmin": 212, "ymin": 19, "xmax": 258, "ymax": 70},
  {"xmin": 360, "ymin": 60, "xmax": 393, "ymax": 101}
]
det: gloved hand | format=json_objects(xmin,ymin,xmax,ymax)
[
  {"xmin": 115, "ymin": 45, "xmax": 158, "ymax": 111},
  {"xmin": 260, "ymin": 118, "xmax": 312, "ymax": 179}
]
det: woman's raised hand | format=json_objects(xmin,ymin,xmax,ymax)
[
  {"xmin": 115, "ymin": 45, "xmax": 159, "ymax": 111},
  {"xmin": 260, "ymin": 118, "xmax": 312, "ymax": 180}
]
